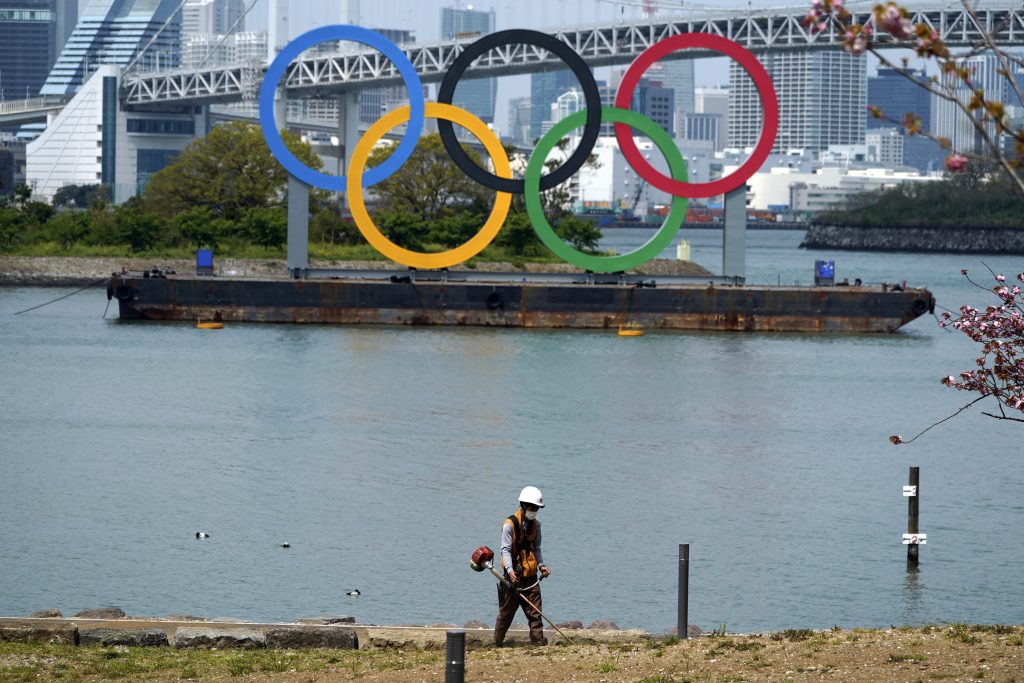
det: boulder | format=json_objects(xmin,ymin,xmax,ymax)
[
  {"xmin": 73, "ymin": 607, "xmax": 126, "ymax": 620},
  {"xmin": 556, "ymin": 620, "xmax": 584, "ymax": 630},
  {"xmin": 463, "ymin": 620, "xmax": 488, "ymax": 629},
  {"xmin": 296, "ymin": 615, "xmax": 356, "ymax": 625},
  {"xmin": 27, "ymin": 609, "xmax": 63, "ymax": 618},
  {"xmin": 172, "ymin": 627, "xmax": 265, "ymax": 649},
  {"xmin": 588, "ymin": 620, "xmax": 620, "ymax": 630},
  {"xmin": 80, "ymin": 628, "xmax": 169, "ymax": 647},
  {"xmin": 265, "ymin": 626, "xmax": 357, "ymax": 650},
  {"xmin": 0, "ymin": 624, "xmax": 78, "ymax": 645},
  {"xmin": 360, "ymin": 628, "xmax": 435, "ymax": 650}
]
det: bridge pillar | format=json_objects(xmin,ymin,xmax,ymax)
[
  {"xmin": 722, "ymin": 184, "xmax": 747, "ymax": 282},
  {"xmin": 338, "ymin": 91, "xmax": 359, "ymax": 208}
]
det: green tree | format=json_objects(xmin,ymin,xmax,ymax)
[
  {"xmin": 494, "ymin": 211, "xmax": 543, "ymax": 256},
  {"xmin": 365, "ymin": 133, "xmax": 492, "ymax": 222},
  {"xmin": 144, "ymin": 121, "xmax": 324, "ymax": 222},
  {"xmin": 0, "ymin": 207, "xmax": 27, "ymax": 250},
  {"xmin": 114, "ymin": 203, "xmax": 166, "ymax": 252},
  {"xmin": 238, "ymin": 206, "xmax": 287, "ymax": 248},
  {"xmin": 373, "ymin": 210, "xmax": 426, "ymax": 251},
  {"xmin": 36, "ymin": 211, "xmax": 91, "ymax": 249},
  {"xmin": 554, "ymin": 214, "xmax": 602, "ymax": 252},
  {"xmin": 172, "ymin": 206, "xmax": 230, "ymax": 249},
  {"xmin": 309, "ymin": 206, "xmax": 356, "ymax": 245},
  {"xmin": 52, "ymin": 184, "xmax": 105, "ymax": 209}
]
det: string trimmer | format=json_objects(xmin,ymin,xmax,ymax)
[{"xmin": 470, "ymin": 546, "xmax": 574, "ymax": 645}]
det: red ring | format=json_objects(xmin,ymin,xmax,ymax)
[{"xmin": 614, "ymin": 33, "xmax": 779, "ymax": 199}]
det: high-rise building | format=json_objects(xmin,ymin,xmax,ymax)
[
  {"xmin": 0, "ymin": 0, "xmax": 77, "ymax": 100},
  {"xmin": 41, "ymin": 0, "xmax": 182, "ymax": 96},
  {"xmin": 181, "ymin": 0, "xmax": 244, "ymax": 37},
  {"xmin": 358, "ymin": 28, "xmax": 414, "ymax": 125},
  {"xmin": 866, "ymin": 126, "xmax": 903, "ymax": 167},
  {"xmin": 647, "ymin": 57, "xmax": 694, "ymax": 120},
  {"xmin": 507, "ymin": 96, "xmax": 531, "ymax": 146},
  {"xmin": 440, "ymin": 6, "xmax": 495, "ymax": 125},
  {"xmin": 682, "ymin": 113, "xmax": 720, "ymax": 148},
  {"xmin": 631, "ymin": 78, "xmax": 674, "ymax": 137},
  {"xmin": 695, "ymin": 86, "xmax": 728, "ymax": 150},
  {"xmin": 530, "ymin": 70, "xmax": 577, "ymax": 141},
  {"xmin": 932, "ymin": 53, "xmax": 1024, "ymax": 153},
  {"xmin": 730, "ymin": 52, "xmax": 866, "ymax": 152},
  {"xmin": 181, "ymin": 30, "xmax": 265, "ymax": 69},
  {"xmin": 866, "ymin": 67, "xmax": 930, "ymax": 131}
]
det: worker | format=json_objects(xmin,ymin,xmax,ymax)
[{"xmin": 494, "ymin": 485, "xmax": 551, "ymax": 646}]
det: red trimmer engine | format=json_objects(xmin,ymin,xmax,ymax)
[{"xmin": 470, "ymin": 546, "xmax": 494, "ymax": 571}]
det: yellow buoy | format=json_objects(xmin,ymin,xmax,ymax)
[
  {"xmin": 196, "ymin": 321, "xmax": 224, "ymax": 329},
  {"xmin": 618, "ymin": 324, "xmax": 645, "ymax": 337}
]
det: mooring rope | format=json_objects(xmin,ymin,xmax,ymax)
[{"xmin": 13, "ymin": 278, "xmax": 108, "ymax": 316}]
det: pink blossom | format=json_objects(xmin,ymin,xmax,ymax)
[
  {"xmin": 945, "ymin": 154, "xmax": 968, "ymax": 172},
  {"xmin": 844, "ymin": 30, "xmax": 868, "ymax": 55},
  {"xmin": 996, "ymin": 274, "xmax": 1006, "ymax": 282},
  {"xmin": 876, "ymin": 3, "xmax": 913, "ymax": 40}
]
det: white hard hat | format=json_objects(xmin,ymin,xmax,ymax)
[{"xmin": 519, "ymin": 486, "xmax": 544, "ymax": 508}]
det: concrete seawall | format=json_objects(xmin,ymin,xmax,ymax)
[
  {"xmin": 802, "ymin": 224, "xmax": 1024, "ymax": 253},
  {"xmin": 0, "ymin": 616, "xmax": 648, "ymax": 650}
]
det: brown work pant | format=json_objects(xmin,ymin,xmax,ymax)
[{"xmin": 494, "ymin": 579, "xmax": 546, "ymax": 646}]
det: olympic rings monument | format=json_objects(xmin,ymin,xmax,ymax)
[{"xmin": 108, "ymin": 24, "xmax": 935, "ymax": 333}]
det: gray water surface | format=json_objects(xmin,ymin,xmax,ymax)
[{"xmin": 1, "ymin": 233, "xmax": 1022, "ymax": 632}]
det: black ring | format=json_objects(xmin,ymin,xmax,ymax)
[{"xmin": 436, "ymin": 29, "xmax": 602, "ymax": 194}]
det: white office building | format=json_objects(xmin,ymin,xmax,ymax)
[
  {"xmin": 28, "ymin": 65, "xmax": 205, "ymax": 201},
  {"xmin": 730, "ymin": 52, "xmax": 866, "ymax": 152}
]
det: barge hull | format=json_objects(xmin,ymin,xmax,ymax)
[{"xmin": 110, "ymin": 274, "xmax": 934, "ymax": 333}]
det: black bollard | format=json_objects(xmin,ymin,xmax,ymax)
[
  {"xmin": 907, "ymin": 466, "xmax": 920, "ymax": 565},
  {"xmin": 445, "ymin": 630, "xmax": 465, "ymax": 683},
  {"xmin": 677, "ymin": 544, "xmax": 689, "ymax": 639}
]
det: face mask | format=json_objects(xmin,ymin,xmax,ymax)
[{"xmin": 524, "ymin": 509, "xmax": 538, "ymax": 521}]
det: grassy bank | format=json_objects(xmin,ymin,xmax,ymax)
[{"xmin": 2, "ymin": 624, "xmax": 1021, "ymax": 682}]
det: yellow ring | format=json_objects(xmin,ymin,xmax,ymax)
[{"xmin": 347, "ymin": 102, "xmax": 512, "ymax": 269}]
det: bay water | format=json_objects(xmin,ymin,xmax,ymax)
[{"xmin": 1, "ymin": 230, "xmax": 1022, "ymax": 633}]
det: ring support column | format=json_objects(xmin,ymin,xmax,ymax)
[
  {"xmin": 287, "ymin": 177, "xmax": 309, "ymax": 277},
  {"xmin": 723, "ymin": 184, "xmax": 747, "ymax": 282},
  {"xmin": 276, "ymin": 87, "xmax": 309, "ymax": 278},
  {"xmin": 339, "ymin": 91, "xmax": 359, "ymax": 208}
]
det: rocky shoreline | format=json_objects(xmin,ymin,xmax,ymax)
[
  {"xmin": 802, "ymin": 223, "xmax": 1024, "ymax": 253},
  {"xmin": 0, "ymin": 256, "xmax": 712, "ymax": 288}
]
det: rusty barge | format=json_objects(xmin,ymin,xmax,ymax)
[{"xmin": 107, "ymin": 270, "xmax": 935, "ymax": 333}]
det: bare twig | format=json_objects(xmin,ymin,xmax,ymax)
[{"xmin": 892, "ymin": 395, "xmax": 988, "ymax": 444}]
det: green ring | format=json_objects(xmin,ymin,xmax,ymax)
[{"xmin": 524, "ymin": 106, "xmax": 688, "ymax": 273}]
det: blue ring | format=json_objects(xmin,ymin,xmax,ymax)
[{"xmin": 258, "ymin": 25, "xmax": 425, "ymax": 190}]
